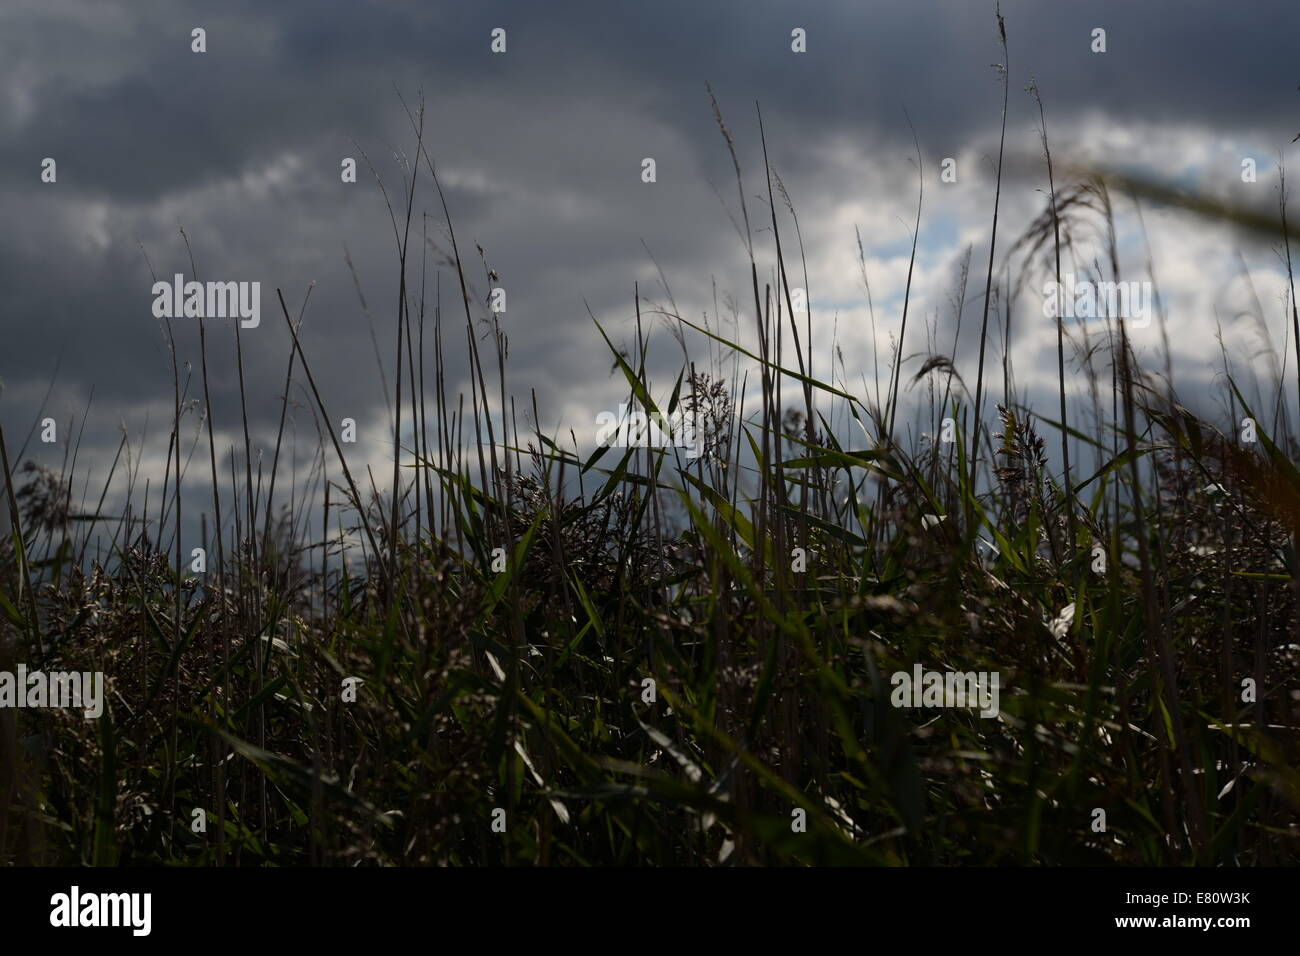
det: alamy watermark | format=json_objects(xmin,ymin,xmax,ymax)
[
  {"xmin": 151, "ymin": 273, "xmax": 260, "ymax": 328},
  {"xmin": 595, "ymin": 403, "xmax": 703, "ymax": 459},
  {"xmin": 50, "ymin": 886, "xmax": 150, "ymax": 935},
  {"xmin": 0, "ymin": 664, "xmax": 104, "ymax": 718},
  {"xmin": 1042, "ymin": 273, "xmax": 1152, "ymax": 329},
  {"xmin": 890, "ymin": 664, "xmax": 1000, "ymax": 718}
]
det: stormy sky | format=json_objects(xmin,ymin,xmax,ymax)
[{"xmin": 3, "ymin": 0, "xmax": 1299, "ymax": 541}]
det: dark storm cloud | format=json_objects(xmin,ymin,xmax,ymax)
[{"xmin": 1, "ymin": 0, "xmax": 1297, "ymax": 491}]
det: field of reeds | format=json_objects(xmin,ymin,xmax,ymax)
[{"xmin": 2, "ymin": 55, "xmax": 1299, "ymax": 867}]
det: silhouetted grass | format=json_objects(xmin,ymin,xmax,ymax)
[{"xmin": 2, "ymin": 55, "xmax": 1299, "ymax": 866}]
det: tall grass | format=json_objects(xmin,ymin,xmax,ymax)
[{"xmin": 2, "ymin": 49, "xmax": 1299, "ymax": 866}]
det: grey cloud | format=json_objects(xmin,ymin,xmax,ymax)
[{"xmin": 1, "ymin": 0, "xmax": 1297, "ymax": 510}]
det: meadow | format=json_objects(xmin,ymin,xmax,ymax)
[{"xmin": 2, "ymin": 60, "xmax": 1298, "ymax": 867}]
